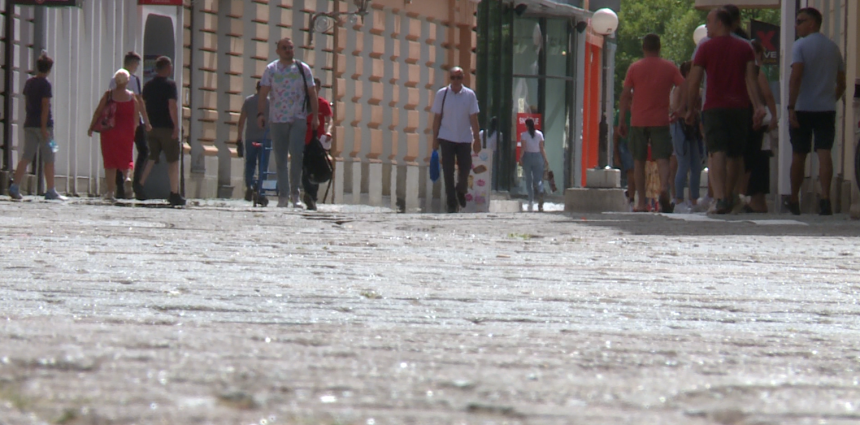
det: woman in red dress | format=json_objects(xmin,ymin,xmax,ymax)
[{"xmin": 88, "ymin": 69, "xmax": 141, "ymax": 202}]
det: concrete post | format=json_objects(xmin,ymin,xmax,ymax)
[{"xmin": 777, "ymin": 1, "xmax": 795, "ymax": 201}]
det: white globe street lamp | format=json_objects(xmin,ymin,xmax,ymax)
[
  {"xmin": 592, "ymin": 8, "xmax": 618, "ymax": 36},
  {"xmin": 693, "ymin": 24, "xmax": 707, "ymax": 45}
]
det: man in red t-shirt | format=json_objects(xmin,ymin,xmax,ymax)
[
  {"xmin": 686, "ymin": 7, "xmax": 765, "ymax": 214},
  {"xmin": 302, "ymin": 78, "xmax": 333, "ymax": 210},
  {"xmin": 618, "ymin": 34, "xmax": 685, "ymax": 213}
]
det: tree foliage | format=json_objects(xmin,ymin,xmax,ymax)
[{"xmin": 613, "ymin": 1, "xmax": 781, "ymax": 104}]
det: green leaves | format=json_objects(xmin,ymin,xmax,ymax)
[
  {"xmin": 613, "ymin": 1, "xmax": 780, "ymax": 104},
  {"xmin": 614, "ymin": 0, "xmax": 707, "ymax": 104}
]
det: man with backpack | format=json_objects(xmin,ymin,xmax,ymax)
[
  {"xmin": 257, "ymin": 37, "xmax": 318, "ymax": 208},
  {"xmin": 302, "ymin": 78, "xmax": 333, "ymax": 211}
]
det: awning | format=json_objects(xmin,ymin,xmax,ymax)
[{"xmin": 509, "ymin": 0, "xmax": 593, "ymax": 19}]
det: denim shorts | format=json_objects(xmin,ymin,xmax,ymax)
[{"xmin": 617, "ymin": 139, "xmax": 634, "ymax": 171}]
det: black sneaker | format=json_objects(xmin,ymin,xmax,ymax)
[
  {"xmin": 714, "ymin": 199, "xmax": 731, "ymax": 214},
  {"xmin": 245, "ymin": 187, "xmax": 254, "ymax": 202},
  {"xmin": 303, "ymin": 192, "xmax": 317, "ymax": 211},
  {"xmin": 819, "ymin": 199, "xmax": 832, "ymax": 216},
  {"xmin": 116, "ymin": 182, "xmax": 126, "ymax": 199},
  {"xmin": 457, "ymin": 191, "xmax": 467, "ymax": 208},
  {"xmin": 785, "ymin": 200, "xmax": 801, "ymax": 215},
  {"xmin": 659, "ymin": 195, "xmax": 674, "ymax": 214},
  {"xmin": 133, "ymin": 181, "xmax": 147, "ymax": 201},
  {"xmin": 168, "ymin": 192, "xmax": 186, "ymax": 207}
]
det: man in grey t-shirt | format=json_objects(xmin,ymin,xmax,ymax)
[
  {"xmin": 237, "ymin": 81, "xmax": 270, "ymax": 201},
  {"xmin": 786, "ymin": 7, "xmax": 846, "ymax": 216}
]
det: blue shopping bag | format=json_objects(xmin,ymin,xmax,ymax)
[{"xmin": 429, "ymin": 149, "xmax": 440, "ymax": 182}]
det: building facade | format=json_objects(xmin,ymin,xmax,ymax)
[{"xmin": 1, "ymin": 0, "xmax": 479, "ymax": 211}]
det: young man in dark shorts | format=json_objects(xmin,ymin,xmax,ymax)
[
  {"xmin": 138, "ymin": 56, "xmax": 186, "ymax": 206},
  {"xmin": 786, "ymin": 7, "xmax": 846, "ymax": 215},
  {"xmin": 686, "ymin": 7, "xmax": 765, "ymax": 214},
  {"xmin": 8, "ymin": 53, "xmax": 67, "ymax": 201},
  {"xmin": 618, "ymin": 34, "xmax": 685, "ymax": 213}
]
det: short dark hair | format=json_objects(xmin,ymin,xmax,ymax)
[
  {"xmin": 715, "ymin": 8, "xmax": 733, "ymax": 29},
  {"xmin": 723, "ymin": 4, "xmax": 741, "ymax": 25},
  {"xmin": 642, "ymin": 34, "xmax": 661, "ymax": 53},
  {"xmin": 314, "ymin": 78, "xmax": 321, "ymax": 87},
  {"xmin": 798, "ymin": 7, "xmax": 823, "ymax": 28},
  {"xmin": 255, "ymin": 81, "xmax": 261, "ymax": 91},
  {"xmin": 155, "ymin": 56, "xmax": 172, "ymax": 71},
  {"xmin": 124, "ymin": 51, "xmax": 142, "ymax": 66},
  {"xmin": 36, "ymin": 53, "xmax": 54, "ymax": 73},
  {"xmin": 680, "ymin": 61, "xmax": 692, "ymax": 78}
]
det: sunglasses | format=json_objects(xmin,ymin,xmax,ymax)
[
  {"xmin": 796, "ymin": 18, "xmax": 808, "ymax": 25},
  {"xmin": 450, "ymin": 75, "xmax": 464, "ymax": 80}
]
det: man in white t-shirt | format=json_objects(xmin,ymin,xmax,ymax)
[
  {"xmin": 431, "ymin": 67, "xmax": 481, "ymax": 213},
  {"xmin": 108, "ymin": 51, "xmax": 151, "ymax": 198}
]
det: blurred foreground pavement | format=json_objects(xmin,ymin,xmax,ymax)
[{"xmin": 1, "ymin": 198, "xmax": 859, "ymax": 425}]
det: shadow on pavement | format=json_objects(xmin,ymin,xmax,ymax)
[{"xmin": 552, "ymin": 211, "xmax": 860, "ymax": 238}]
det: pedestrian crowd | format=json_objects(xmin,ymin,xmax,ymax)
[
  {"xmin": 6, "ymin": 6, "xmax": 847, "ymax": 216},
  {"xmin": 615, "ymin": 5, "xmax": 845, "ymax": 215},
  {"xmin": 6, "ymin": 36, "xmax": 335, "ymax": 210}
]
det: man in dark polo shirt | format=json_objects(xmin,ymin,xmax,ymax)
[
  {"xmin": 138, "ymin": 56, "xmax": 185, "ymax": 206},
  {"xmin": 686, "ymin": 7, "xmax": 765, "ymax": 214}
]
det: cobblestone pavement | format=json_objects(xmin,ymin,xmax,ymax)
[{"xmin": 1, "ymin": 198, "xmax": 859, "ymax": 425}]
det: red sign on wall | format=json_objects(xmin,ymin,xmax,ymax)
[
  {"xmin": 516, "ymin": 113, "xmax": 541, "ymax": 161},
  {"xmin": 138, "ymin": 0, "xmax": 183, "ymax": 5}
]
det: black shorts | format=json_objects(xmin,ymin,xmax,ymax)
[
  {"xmin": 702, "ymin": 108, "xmax": 750, "ymax": 158},
  {"xmin": 744, "ymin": 128, "xmax": 765, "ymax": 171},
  {"xmin": 746, "ymin": 150, "xmax": 772, "ymax": 196},
  {"xmin": 789, "ymin": 111, "xmax": 836, "ymax": 154}
]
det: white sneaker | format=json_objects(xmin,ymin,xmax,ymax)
[
  {"xmin": 674, "ymin": 201, "xmax": 692, "ymax": 214},
  {"xmin": 527, "ymin": 202, "xmax": 534, "ymax": 212},
  {"xmin": 102, "ymin": 192, "xmax": 116, "ymax": 204},
  {"xmin": 696, "ymin": 196, "xmax": 715, "ymax": 213},
  {"xmin": 277, "ymin": 197, "xmax": 289, "ymax": 208},
  {"xmin": 291, "ymin": 194, "xmax": 303, "ymax": 209},
  {"xmin": 45, "ymin": 188, "xmax": 67, "ymax": 201}
]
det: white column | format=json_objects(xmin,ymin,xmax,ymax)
[
  {"xmin": 846, "ymin": 0, "xmax": 860, "ymax": 217},
  {"xmin": 778, "ymin": 1, "xmax": 796, "ymax": 197},
  {"xmin": 573, "ymin": 23, "xmax": 586, "ymax": 188}
]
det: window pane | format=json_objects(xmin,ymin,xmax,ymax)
[{"xmin": 546, "ymin": 20, "xmax": 569, "ymax": 77}]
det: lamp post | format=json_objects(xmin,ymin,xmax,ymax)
[
  {"xmin": 591, "ymin": 8, "xmax": 619, "ymax": 171},
  {"xmin": 591, "ymin": 8, "xmax": 619, "ymax": 36},
  {"xmin": 693, "ymin": 24, "xmax": 707, "ymax": 45},
  {"xmin": 308, "ymin": 0, "xmax": 372, "ymax": 46}
]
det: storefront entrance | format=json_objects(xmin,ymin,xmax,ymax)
[{"xmin": 476, "ymin": 1, "xmax": 588, "ymax": 195}]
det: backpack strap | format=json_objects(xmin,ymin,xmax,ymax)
[
  {"xmin": 295, "ymin": 59, "xmax": 311, "ymax": 113},
  {"xmin": 440, "ymin": 87, "xmax": 448, "ymax": 120}
]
